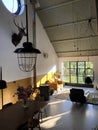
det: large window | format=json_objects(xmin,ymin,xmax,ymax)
[
  {"xmin": 62, "ymin": 61, "xmax": 94, "ymax": 84},
  {"xmin": 2, "ymin": 0, "xmax": 24, "ymax": 15}
]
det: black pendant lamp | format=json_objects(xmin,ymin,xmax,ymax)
[{"xmin": 14, "ymin": 0, "xmax": 41, "ymax": 72}]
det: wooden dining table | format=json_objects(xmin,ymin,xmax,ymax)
[{"xmin": 0, "ymin": 100, "xmax": 47, "ymax": 130}]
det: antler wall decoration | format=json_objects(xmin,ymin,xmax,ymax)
[{"xmin": 12, "ymin": 18, "xmax": 27, "ymax": 46}]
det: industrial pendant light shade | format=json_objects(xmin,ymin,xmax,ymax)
[{"xmin": 14, "ymin": 42, "xmax": 41, "ymax": 72}]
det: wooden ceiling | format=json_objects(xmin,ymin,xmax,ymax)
[{"xmin": 37, "ymin": 0, "xmax": 98, "ymax": 57}]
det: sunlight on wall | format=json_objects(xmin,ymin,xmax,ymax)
[{"xmin": 37, "ymin": 65, "xmax": 57, "ymax": 87}]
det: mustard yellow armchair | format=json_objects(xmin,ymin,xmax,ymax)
[{"xmin": 45, "ymin": 80, "xmax": 63, "ymax": 91}]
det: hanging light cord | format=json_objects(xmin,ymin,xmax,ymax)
[{"xmin": 25, "ymin": 1, "xmax": 29, "ymax": 42}]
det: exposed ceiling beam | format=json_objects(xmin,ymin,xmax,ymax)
[
  {"xmin": 52, "ymin": 35, "xmax": 98, "ymax": 43},
  {"xmin": 38, "ymin": 0, "xmax": 81, "ymax": 12},
  {"xmin": 56, "ymin": 48, "xmax": 98, "ymax": 54},
  {"xmin": 44, "ymin": 18, "xmax": 96, "ymax": 29}
]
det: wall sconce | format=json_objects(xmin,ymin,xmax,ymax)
[
  {"xmin": 14, "ymin": 0, "xmax": 41, "ymax": 72},
  {"xmin": 43, "ymin": 52, "xmax": 48, "ymax": 58}
]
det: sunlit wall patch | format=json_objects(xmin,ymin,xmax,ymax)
[{"xmin": 2, "ymin": 0, "xmax": 25, "ymax": 15}]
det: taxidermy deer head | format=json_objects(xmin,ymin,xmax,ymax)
[{"xmin": 12, "ymin": 19, "xmax": 27, "ymax": 46}]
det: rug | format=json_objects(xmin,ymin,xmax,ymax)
[
  {"xmin": 54, "ymin": 90, "xmax": 98, "ymax": 105},
  {"xmin": 54, "ymin": 90, "xmax": 70, "ymax": 100},
  {"xmin": 86, "ymin": 93, "xmax": 98, "ymax": 105}
]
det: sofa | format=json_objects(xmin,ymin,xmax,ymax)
[{"xmin": 69, "ymin": 88, "xmax": 86, "ymax": 104}]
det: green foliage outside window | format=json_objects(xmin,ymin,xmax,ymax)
[{"xmin": 62, "ymin": 61, "xmax": 94, "ymax": 84}]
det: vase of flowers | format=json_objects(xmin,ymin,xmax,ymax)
[
  {"xmin": 14, "ymin": 85, "xmax": 34, "ymax": 108},
  {"xmin": 22, "ymin": 99, "xmax": 29, "ymax": 108}
]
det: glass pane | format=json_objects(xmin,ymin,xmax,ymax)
[
  {"xmin": 71, "ymin": 75, "xmax": 77, "ymax": 83},
  {"xmin": 78, "ymin": 62, "xmax": 84, "ymax": 68},
  {"xmin": 70, "ymin": 69, "xmax": 76, "ymax": 75},
  {"xmin": 2, "ymin": 0, "xmax": 18, "ymax": 13},
  {"xmin": 63, "ymin": 75, "xmax": 70, "ymax": 82},
  {"xmin": 85, "ymin": 68, "xmax": 93, "ymax": 76},
  {"xmin": 78, "ymin": 68, "xmax": 85, "ymax": 76},
  {"xmin": 78, "ymin": 77, "xmax": 85, "ymax": 84},
  {"xmin": 86, "ymin": 62, "xmax": 93, "ymax": 68},
  {"xmin": 63, "ymin": 62, "xmax": 69, "ymax": 68},
  {"xmin": 70, "ymin": 62, "xmax": 76, "ymax": 68},
  {"xmin": 2, "ymin": 0, "xmax": 24, "ymax": 15},
  {"xmin": 64, "ymin": 69, "xmax": 70, "ymax": 75}
]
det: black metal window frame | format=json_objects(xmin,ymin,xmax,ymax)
[{"xmin": 62, "ymin": 61, "xmax": 94, "ymax": 85}]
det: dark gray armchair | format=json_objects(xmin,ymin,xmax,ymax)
[{"xmin": 69, "ymin": 88, "xmax": 86, "ymax": 104}]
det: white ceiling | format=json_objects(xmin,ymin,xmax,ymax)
[{"xmin": 37, "ymin": 0, "xmax": 98, "ymax": 57}]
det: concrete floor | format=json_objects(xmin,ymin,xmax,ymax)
[{"xmin": 39, "ymin": 86, "xmax": 98, "ymax": 130}]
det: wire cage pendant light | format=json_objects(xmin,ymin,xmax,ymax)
[
  {"xmin": 14, "ymin": 42, "xmax": 41, "ymax": 72},
  {"xmin": 14, "ymin": 0, "xmax": 41, "ymax": 72}
]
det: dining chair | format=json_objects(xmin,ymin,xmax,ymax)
[
  {"xmin": 39, "ymin": 107, "xmax": 47, "ymax": 122},
  {"xmin": 28, "ymin": 111, "xmax": 41, "ymax": 130},
  {"xmin": 17, "ymin": 111, "xmax": 42, "ymax": 130},
  {"xmin": 16, "ymin": 122, "xmax": 28, "ymax": 130},
  {"xmin": 34, "ymin": 96, "xmax": 47, "ymax": 122}
]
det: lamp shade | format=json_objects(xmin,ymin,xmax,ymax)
[
  {"xmin": 0, "ymin": 80, "xmax": 7, "ymax": 89},
  {"xmin": 14, "ymin": 42, "xmax": 41, "ymax": 72},
  {"xmin": 14, "ymin": 42, "xmax": 41, "ymax": 53}
]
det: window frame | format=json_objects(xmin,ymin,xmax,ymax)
[{"xmin": 62, "ymin": 61, "xmax": 94, "ymax": 85}]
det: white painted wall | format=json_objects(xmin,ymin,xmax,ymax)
[
  {"xmin": 36, "ymin": 15, "xmax": 58, "ymax": 75},
  {"xmin": 0, "ymin": 1, "xmax": 58, "ymax": 82},
  {"xmin": 58, "ymin": 56, "xmax": 98, "ymax": 88}
]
